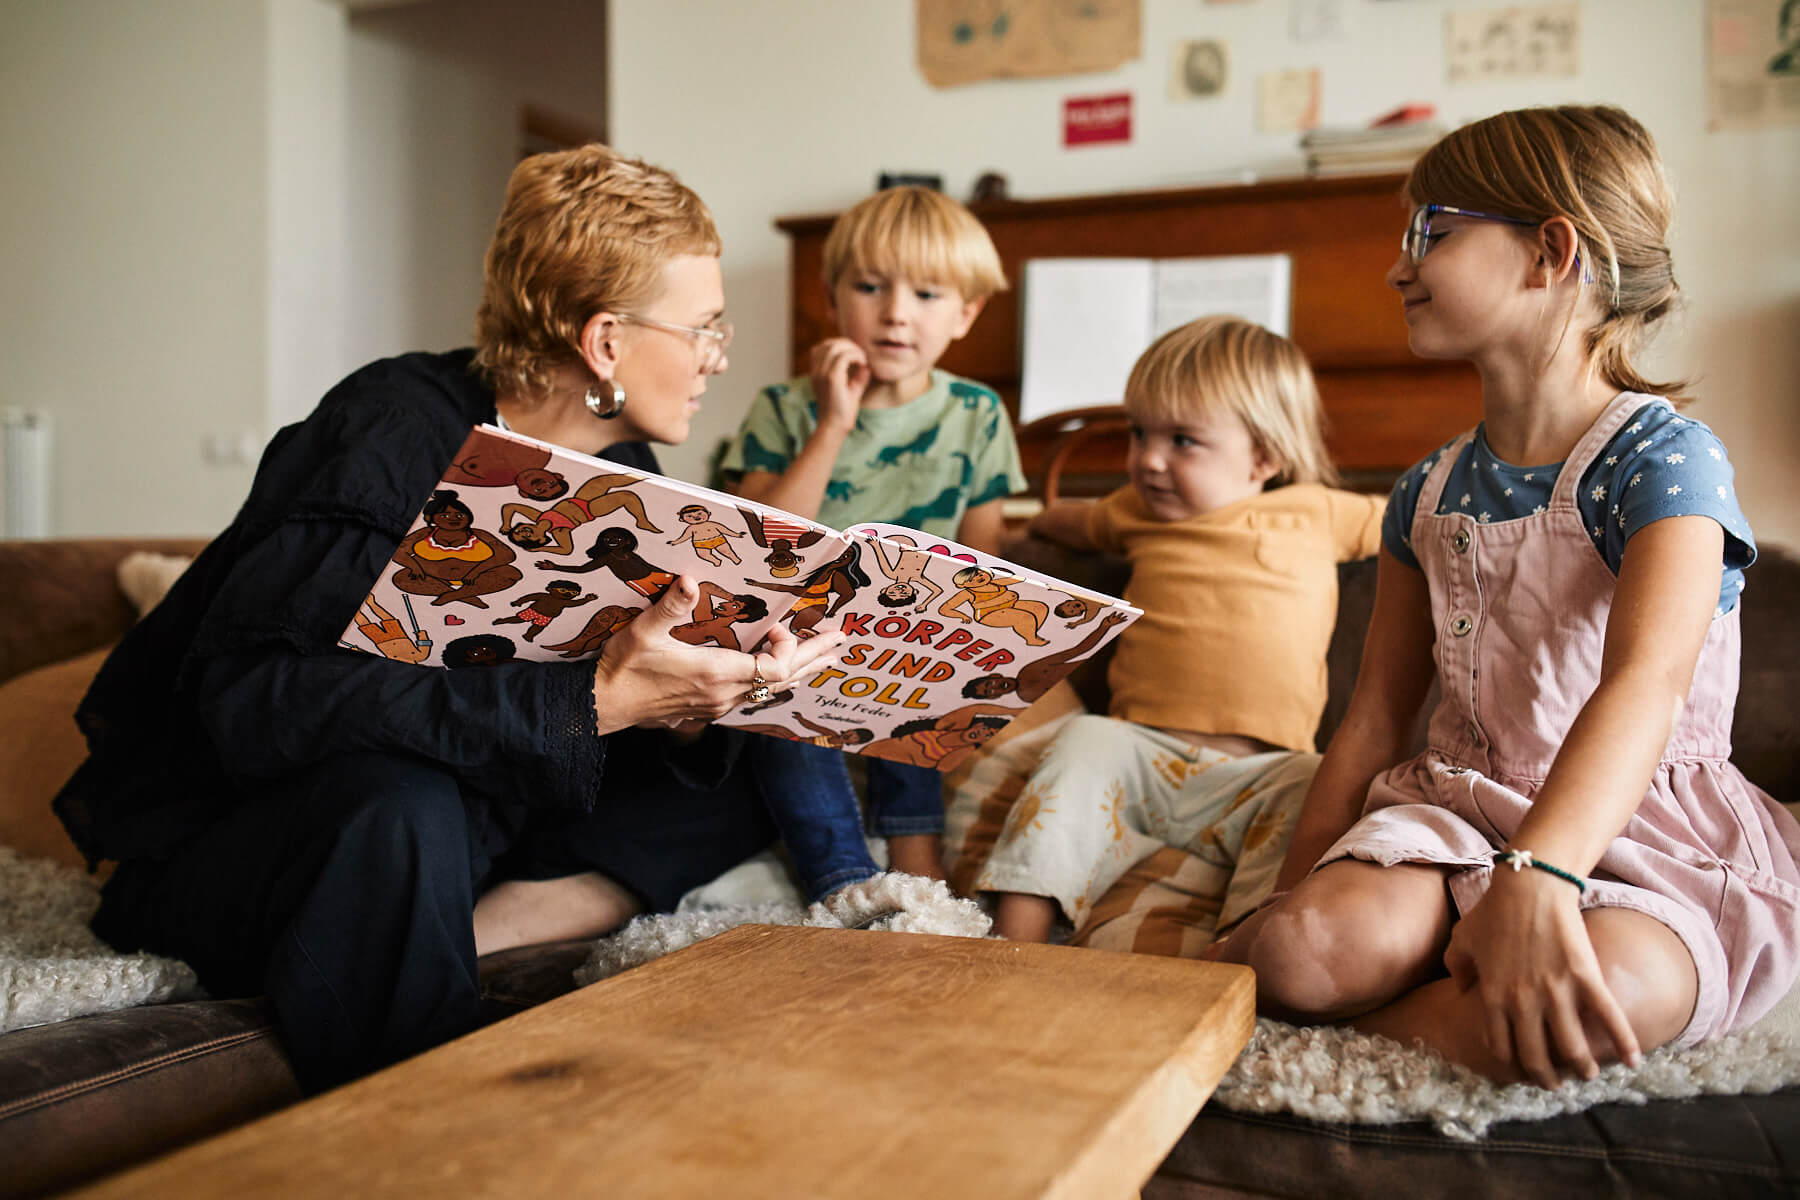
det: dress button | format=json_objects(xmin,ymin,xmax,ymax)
[
  {"xmin": 1450, "ymin": 614, "xmax": 1474, "ymax": 637},
  {"xmin": 1452, "ymin": 529, "xmax": 1471, "ymax": 553}
]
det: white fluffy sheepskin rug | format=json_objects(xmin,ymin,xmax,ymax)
[
  {"xmin": 1213, "ymin": 1017, "xmax": 1800, "ymax": 1140},
  {"xmin": 0, "ymin": 847, "xmax": 200, "ymax": 1034},
  {"xmin": 576, "ymin": 872, "xmax": 992, "ymax": 987}
]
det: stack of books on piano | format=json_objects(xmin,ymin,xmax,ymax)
[{"xmin": 1302, "ymin": 104, "xmax": 1445, "ymax": 176}]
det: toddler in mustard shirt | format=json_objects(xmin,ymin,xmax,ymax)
[{"xmin": 980, "ymin": 316, "xmax": 1385, "ymax": 942}]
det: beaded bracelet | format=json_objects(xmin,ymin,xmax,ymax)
[{"xmin": 1493, "ymin": 848, "xmax": 1587, "ymax": 895}]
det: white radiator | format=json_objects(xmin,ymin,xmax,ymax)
[{"xmin": 1, "ymin": 408, "xmax": 51, "ymax": 539}]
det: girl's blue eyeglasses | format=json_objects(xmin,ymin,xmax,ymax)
[
  {"xmin": 1403, "ymin": 204, "xmax": 1537, "ymax": 264},
  {"xmin": 1403, "ymin": 204, "xmax": 1604, "ymax": 290}
]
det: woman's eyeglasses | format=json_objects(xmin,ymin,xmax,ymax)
[
  {"xmin": 1403, "ymin": 204, "xmax": 1602, "ymax": 289},
  {"xmin": 619, "ymin": 315, "xmax": 734, "ymax": 372}
]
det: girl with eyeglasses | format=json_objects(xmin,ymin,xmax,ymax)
[{"xmin": 1208, "ymin": 105, "xmax": 1800, "ymax": 1089}]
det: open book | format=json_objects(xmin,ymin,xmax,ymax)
[
  {"xmin": 341, "ymin": 424, "xmax": 1140, "ymax": 770},
  {"xmin": 1018, "ymin": 254, "xmax": 1292, "ymax": 423}
]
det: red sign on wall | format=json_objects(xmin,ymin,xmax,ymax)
[{"xmin": 1063, "ymin": 92, "xmax": 1132, "ymax": 147}]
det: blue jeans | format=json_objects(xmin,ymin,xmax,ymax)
[{"xmin": 753, "ymin": 739, "xmax": 947, "ymax": 902}]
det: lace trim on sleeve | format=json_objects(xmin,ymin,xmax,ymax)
[{"xmin": 538, "ymin": 660, "xmax": 606, "ymax": 811}]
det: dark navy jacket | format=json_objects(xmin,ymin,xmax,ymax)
[{"xmin": 56, "ymin": 350, "xmax": 731, "ymax": 866}]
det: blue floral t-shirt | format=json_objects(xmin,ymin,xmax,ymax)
[{"xmin": 1382, "ymin": 397, "xmax": 1756, "ymax": 613}]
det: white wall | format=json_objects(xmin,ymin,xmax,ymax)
[
  {"xmin": 341, "ymin": 0, "xmax": 609, "ymax": 377},
  {"xmin": 269, "ymin": 0, "xmax": 352, "ymax": 434},
  {"xmin": 3, "ymin": 0, "xmax": 272, "ymax": 537},
  {"xmin": 609, "ymin": 0, "xmax": 1800, "ymax": 549},
  {"xmin": 1, "ymin": 0, "xmax": 608, "ymax": 537}
]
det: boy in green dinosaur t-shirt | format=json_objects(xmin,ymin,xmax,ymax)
[{"xmin": 721, "ymin": 185, "xmax": 1024, "ymax": 894}]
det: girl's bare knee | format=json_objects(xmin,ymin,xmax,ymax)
[
  {"xmin": 1249, "ymin": 863, "xmax": 1451, "ymax": 1020},
  {"xmin": 1248, "ymin": 893, "xmax": 1362, "ymax": 1017},
  {"xmin": 1587, "ymin": 910, "xmax": 1700, "ymax": 1054}
]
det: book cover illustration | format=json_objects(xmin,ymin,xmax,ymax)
[
  {"xmin": 339, "ymin": 424, "xmax": 851, "ymax": 670},
  {"xmin": 712, "ymin": 522, "xmax": 1140, "ymax": 772},
  {"xmin": 341, "ymin": 425, "xmax": 1139, "ymax": 771}
]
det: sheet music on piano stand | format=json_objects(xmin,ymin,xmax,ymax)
[{"xmin": 1019, "ymin": 254, "xmax": 1292, "ymax": 425}]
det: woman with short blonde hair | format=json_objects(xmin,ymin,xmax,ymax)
[{"xmin": 60, "ymin": 145, "xmax": 843, "ymax": 1094}]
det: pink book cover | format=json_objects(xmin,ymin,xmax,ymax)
[
  {"xmin": 343, "ymin": 425, "xmax": 1138, "ymax": 770},
  {"xmin": 711, "ymin": 524, "xmax": 1139, "ymax": 772}
]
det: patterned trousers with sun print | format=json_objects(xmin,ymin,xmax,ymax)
[{"xmin": 972, "ymin": 714, "xmax": 1318, "ymax": 940}]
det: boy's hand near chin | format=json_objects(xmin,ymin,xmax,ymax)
[{"xmin": 808, "ymin": 337, "xmax": 871, "ymax": 431}]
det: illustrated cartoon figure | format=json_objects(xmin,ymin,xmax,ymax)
[
  {"xmin": 738, "ymin": 506, "xmax": 829, "ymax": 578},
  {"xmin": 498, "ymin": 471, "xmax": 662, "ymax": 554},
  {"xmin": 666, "ymin": 504, "xmax": 745, "ymax": 566},
  {"xmin": 862, "ymin": 703, "xmax": 1014, "ymax": 772},
  {"xmin": 735, "ymin": 715, "xmax": 873, "ymax": 750},
  {"xmin": 961, "ymin": 609, "xmax": 1130, "ymax": 705},
  {"xmin": 745, "ymin": 543, "xmax": 869, "ymax": 637},
  {"xmin": 866, "ymin": 533, "xmax": 945, "ymax": 614},
  {"xmin": 937, "ymin": 565, "xmax": 1050, "ymax": 646},
  {"xmin": 540, "ymin": 527, "xmax": 676, "ymax": 600},
  {"xmin": 440, "ymin": 633, "xmax": 517, "ymax": 669},
  {"xmin": 443, "ymin": 429, "xmax": 569, "ymax": 500},
  {"xmin": 1049, "ymin": 588, "xmax": 1110, "ymax": 629},
  {"xmin": 349, "ymin": 594, "xmax": 433, "ymax": 663},
  {"xmin": 542, "ymin": 603, "xmax": 643, "ymax": 658},
  {"xmin": 492, "ymin": 580, "xmax": 597, "ymax": 642},
  {"xmin": 390, "ymin": 490, "xmax": 522, "ymax": 608},
  {"xmin": 671, "ymin": 580, "xmax": 769, "ymax": 651}
]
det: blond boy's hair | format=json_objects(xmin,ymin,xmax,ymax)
[
  {"xmin": 1123, "ymin": 316, "xmax": 1336, "ymax": 488},
  {"xmin": 821, "ymin": 187, "xmax": 1008, "ymax": 300},
  {"xmin": 475, "ymin": 144, "xmax": 721, "ymax": 399},
  {"xmin": 1407, "ymin": 105, "xmax": 1685, "ymax": 404}
]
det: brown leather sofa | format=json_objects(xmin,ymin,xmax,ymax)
[{"xmin": 1, "ymin": 537, "xmax": 1795, "ymax": 1196}]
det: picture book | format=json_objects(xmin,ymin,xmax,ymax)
[{"xmin": 341, "ymin": 424, "xmax": 1140, "ymax": 770}]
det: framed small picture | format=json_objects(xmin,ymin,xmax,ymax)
[{"xmin": 1171, "ymin": 39, "xmax": 1229, "ymax": 99}]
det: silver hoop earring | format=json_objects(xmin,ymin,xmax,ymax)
[{"xmin": 584, "ymin": 381, "xmax": 627, "ymax": 420}]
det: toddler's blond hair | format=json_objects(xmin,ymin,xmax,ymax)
[
  {"xmin": 1123, "ymin": 316, "xmax": 1335, "ymax": 488},
  {"xmin": 822, "ymin": 187, "xmax": 1007, "ymax": 300},
  {"xmin": 475, "ymin": 144, "xmax": 720, "ymax": 399}
]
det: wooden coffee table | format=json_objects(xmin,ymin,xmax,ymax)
[{"xmin": 72, "ymin": 926, "xmax": 1253, "ymax": 1199}]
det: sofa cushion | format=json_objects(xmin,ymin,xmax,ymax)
[
  {"xmin": 0, "ymin": 941, "xmax": 594, "ymax": 1199},
  {"xmin": 0, "ymin": 538, "xmax": 206, "ymax": 687},
  {"xmin": 1734, "ymin": 545, "xmax": 1800, "ymax": 804},
  {"xmin": 0, "ymin": 647, "xmax": 110, "ymax": 873},
  {"xmin": 475, "ymin": 938, "xmax": 593, "ymax": 1023},
  {"xmin": 0, "ymin": 997, "xmax": 300, "ymax": 1199},
  {"xmin": 1148, "ymin": 1090, "xmax": 1800, "ymax": 1198}
]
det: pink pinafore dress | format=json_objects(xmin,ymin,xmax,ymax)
[{"xmin": 1327, "ymin": 393, "xmax": 1800, "ymax": 1044}]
